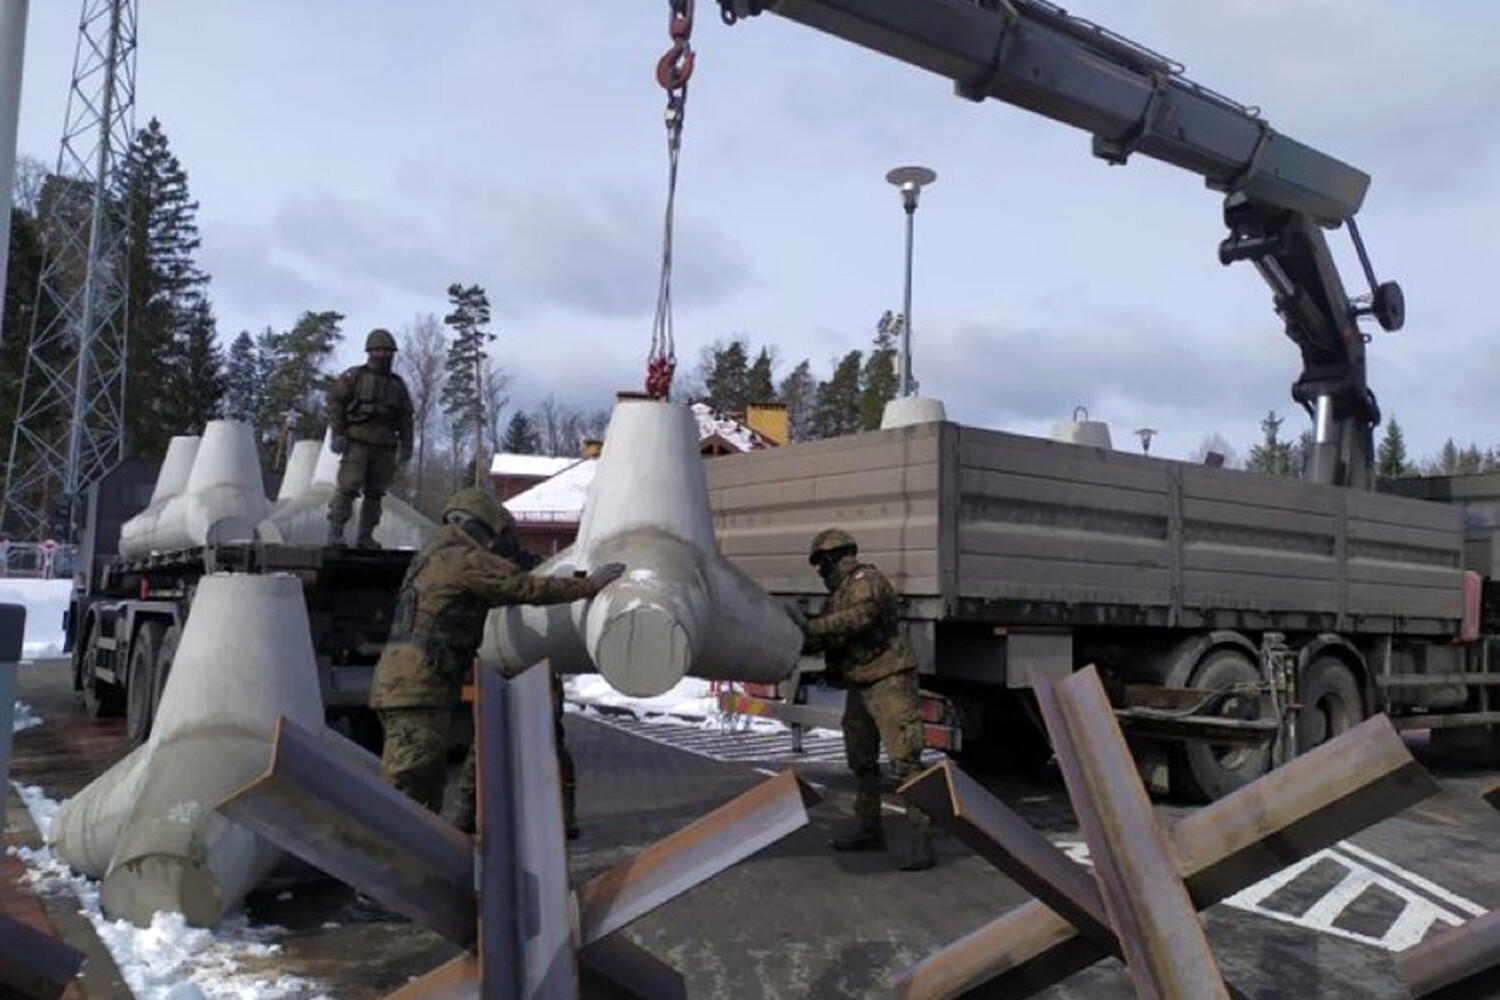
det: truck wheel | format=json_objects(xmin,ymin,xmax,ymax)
[
  {"xmin": 1171, "ymin": 648, "xmax": 1272, "ymax": 802},
  {"xmin": 81, "ymin": 628, "xmax": 124, "ymax": 719},
  {"xmin": 126, "ymin": 621, "xmax": 166, "ymax": 746},
  {"xmin": 1298, "ymin": 656, "xmax": 1364, "ymax": 751}
]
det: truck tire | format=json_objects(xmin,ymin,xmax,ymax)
[
  {"xmin": 126, "ymin": 621, "xmax": 167, "ymax": 746},
  {"xmin": 1171, "ymin": 648, "xmax": 1272, "ymax": 802},
  {"xmin": 81, "ymin": 627, "xmax": 124, "ymax": 719},
  {"xmin": 1298, "ymin": 656, "xmax": 1364, "ymax": 751}
]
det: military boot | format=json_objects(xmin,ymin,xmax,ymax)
[
  {"xmin": 325, "ymin": 517, "xmax": 348, "ymax": 547},
  {"xmin": 829, "ymin": 817, "xmax": 885, "ymax": 852},
  {"xmin": 354, "ymin": 496, "xmax": 383, "ymax": 549},
  {"xmin": 899, "ymin": 831, "xmax": 936, "ymax": 872}
]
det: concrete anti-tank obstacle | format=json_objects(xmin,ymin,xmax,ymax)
[
  {"xmin": 119, "ymin": 422, "xmax": 270, "ymax": 557},
  {"xmin": 113, "ymin": 435, "xmax": 201, "ymax": 556},
  {"xmin": 275, "ymin": 439, "xmax": 321, "ymax": 502},
  {"xmin": 257, "ymin": 430, "xmax": 436, "ymax": 550},
  {"xmin": 50, "ymin": 574, "xmax": 325, "ymax": 927},
  {"xmin": 881, "ymin": 396, "xmax": 947, "ymax": 429},
  {"xmin": 480, "ymin": 396, "xmax": 803, "ymax": 697}
]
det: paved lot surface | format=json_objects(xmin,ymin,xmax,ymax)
[{"xmin": 9, "ymin": 658, "xmax": 1500, "ymax": 999}]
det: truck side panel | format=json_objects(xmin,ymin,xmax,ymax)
[
  {"xmin": 707, "ymin": 422, "xmax": 1464, "ymax": 639},
  {"xmin": 708, "ymin": 424, "xmax": 945, "ymax": 596}
]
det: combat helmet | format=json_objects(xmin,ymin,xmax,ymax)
[
  {"xmin": 443, "ymin": 486, "xmax": 515, "ymax": 537},
  {"xmin": 365, "ymin": 327, "xmax": 398, "ymax": 353},
  {"xmin": 808, "ymin": 527, "xmax": 858, "ymax": 565}
]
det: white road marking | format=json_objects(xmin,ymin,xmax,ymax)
[{"xmin": 1052, "ymin": 837, "xmax": 1486, "ymax": 952}]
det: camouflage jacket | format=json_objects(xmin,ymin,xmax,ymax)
[
  {"xmin": 369, "ymin": 524, "xmax": 594, "ymax": 709},
  {"xmin": 328, "ymin": 365, "xmax": 414, "ymax": 448},
  {"xmin": 803, "ymin": 559, "xmax": 917, "ymax": 686}
]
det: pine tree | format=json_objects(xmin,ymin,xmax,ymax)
[
  {"xmin": 812, "ymin": 351, "xmax": 864, "ymax": 439},
  {"xmin": 1484, "ymin": 448, "xmax": 1500, "ymax": 474},
  {"xmin": 118, "ymin": 117, "xmax": 224, "ymax": 454},
  {"xmin": 501, "ymin": 411, "xmax": 541, "ymax": 454},
  {"xmin": 440, "ymin": 283, "xmax": 495, "ymax": 481},
  {"xmin": 223, "ymin": 330, "xmax": 262, "ymax": 423},
  {"xmin": 746, "ymin": 347, "xmax": 775, "ymax": 407},
  {"xmin": 704, "ymin": 338, "xmax": 751, "ymax": 417},
  {"xmin": 1246, "ymin": 410, "xmax": 1294, "ymax": 477},
  {"xmin": 1376, "ymin": 417, "xmax": 1410, "ymax": 478},
  {"xmin": 262, "ymin": 310, "xmax": 345, "ymax": 441},
  {"xmin": 778, "ymin": 359, "xmax": 817, "ymax": 442},
  {"xmin": 1, "ymin": 206, "xmax": 51, "ymax": 441},
  {"xmin": 1438, "ymin": 438, "xmax": 1460, "ymax": 475},
  {"xmin": 1460, "ymin": 443, "xmax": 1483, "ymax": 475},
  {"xmin": 860, "ymin": 311, "xmax": 901, "ymax": 431}
]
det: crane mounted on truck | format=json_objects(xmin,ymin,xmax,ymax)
[
  {"xmin": 712, "ymin": 0, "xmax": 1405, "ymax": 492},
  {"xmin": 685, "ymin": 1, "xmax": 1500, "ymax": 802}
]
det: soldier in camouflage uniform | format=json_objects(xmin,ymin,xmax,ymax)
[
  {"xmin": 787, "ymin": 528, "xmax": 935, "ymax": 871},
  {"xmin": 326, "ymin": 328, "xmax": 416, "ymax": 548},
  {"xmin": 369, "ymin": 485, "xmax": 626, "ymax": 836}
]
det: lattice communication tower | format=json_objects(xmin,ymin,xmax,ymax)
[{"xmin": 1, "ymin": 0, "xmax": 137, "ymax": 541}]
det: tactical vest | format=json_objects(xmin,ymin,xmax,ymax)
[
  {"xmin": 346, "ymin": 368, "xmax": 407, "ymax": 425},
  {"xmin": 387, "ymin": 531, "xmax": 498, "ymax": 682},
  {"xmin": 823, "ymin": 562, "xmax": 913, "ymax": 684}
]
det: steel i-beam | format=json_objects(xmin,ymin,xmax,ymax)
[{"xmin": 897, "ymin": 709, "xmax": 1438, "ymax": 999}]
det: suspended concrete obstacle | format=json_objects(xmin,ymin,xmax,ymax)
[
  {"xmin": 480, "ymin": 397, "xmax": 803, "ymax": 698},
  {"xmin": 49, "ymin": 573, "xmax": 325, "ymax": 927}
]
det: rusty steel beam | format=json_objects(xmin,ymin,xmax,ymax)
[
  {"xmin": 475, "ymin": 668, "xmax": 525, "ymax": 1000},
  {"xmin": 897, "ymin": 712, "xmax": 1437, "ymax": 1000},
  {"xmin": 579, "ymin": 936, "xmax": 689, "ymax": 1000},
  {"xmin": 217, "ymin": 716, "xmax": 476, "ymax": 945},
  {"xmin": 576, "ymin": 769, "xmax": 818, "ymax": 946},
  {"xmin": 1397, "ymin": 908, "xmax": 1500, "ymax": 999},
  {"xmin": 504, "ymin": 664, "xmax": 579, "ymax": 999},
  {"xmin": 382, "ymin": 953, "xmax": 479, "ymax": 1000},
  {"xmin": 0, "ymin": 913, "xmax": 87, "ymax": 1000},
  {"xmin": 900, "ymin": 761, "xmax": 1115, "ymax": 949},
  {"xmin": 1035, "ymin": 666, "xmax": 1231, "ymax": 999}
]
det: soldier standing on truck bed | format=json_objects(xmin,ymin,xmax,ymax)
[
  {"xmin": 369, "ymin": 485, "xmax": 626, "ymax": 838},
  {"xmin": 787, "ymin": 528, "xmax": 936, "ymax": 872},
  {"xmin": 325, "ymin": 328, "xmax": 415, "ymax": 548}
]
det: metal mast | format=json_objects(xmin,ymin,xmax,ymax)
[{"xmin": 1, "ymin": 0, "xmax": 137, "ymax": 541}]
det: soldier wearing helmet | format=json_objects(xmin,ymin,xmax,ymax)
[
  {"xmin": 369, "ymin": 485, "xmax": 626, "ymax": 839},
  {"xmin": 325, "ymin": 328, "xmax": 416, "ymax": 547},
  {"xmin": 788, "ymin": 528, "xmax": 935, "ymax": 871}
]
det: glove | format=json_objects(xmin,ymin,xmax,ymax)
[
  {"xmin": 586, "ymin": 562, "xmax": 627, "ymax": 594},
  {"xmin": 330, "ymin": 434, "xmax": 348, "ymax": 455},
  {"xmin": 784, "ymin": 603, "xmax": 808, "ymax": 630}
]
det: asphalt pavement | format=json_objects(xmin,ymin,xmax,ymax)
[{"xmin": 9, "ymin": 658, "xmax": 1500, "ymax": 999}]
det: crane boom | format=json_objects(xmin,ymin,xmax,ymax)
[{"xmin": 717, "ymin": 0, "xmax": 1405, "ymax": 488}]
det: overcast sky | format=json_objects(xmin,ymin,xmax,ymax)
[{"xmin": 12, "ymin": 1, "xmax": 1499, "ymax": 463}]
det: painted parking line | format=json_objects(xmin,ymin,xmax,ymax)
[{"xmin": 1055, "ymin": 837, "xmax": 1487, "ymax": 951}]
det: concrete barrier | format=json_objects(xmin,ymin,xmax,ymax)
[{"xmin": 481, "ymin": 398, "xmax": 801, "ymax": 697}]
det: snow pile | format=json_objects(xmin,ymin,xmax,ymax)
[
  {"xmin": 506, "ymin": 458, "xmax": 595, "ymax": 521},
  {"xmin": 564, "ymin": 673, "xmax": 788, "ymax": 734},
  {"xmin": 11, "ymin": 699, "xmax": 41, "ymax": 733},
  {"xmin": 8, "ymin": 782, "xmax": 330, "ymax": 1000},
  {"xmin": 0, "ymin": 579, "xmax": 73, "ymax": 659}
]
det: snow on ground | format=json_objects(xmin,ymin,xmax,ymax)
[
  {"xmin": 564, "ymin": 674, "xmax": 791, "ymax": 734},
  {"xmin": 11, "ymin": 699, "xmax": 41, "ymax": 733},
  {"xmin": 8, "ymin": 783, "xmax": 330, "ymax": 1000},
  {"xmin": 0, "ymin": 579, "xmax": 73, "ymax": 659}
]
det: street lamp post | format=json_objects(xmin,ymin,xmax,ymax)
[{"xmin": 885, "ymin": 165, "xmax": 936, "ymax": 398}]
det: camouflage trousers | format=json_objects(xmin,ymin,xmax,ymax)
[
  {"xmin": 328, "ymin": 441, "xmax": 399, "ymax": 539},
  {"xmin": 843, "ymin": 668, "xmax": 929, "ymax": 833},
  {"xmin": 377, "ymin": 673, "xmax": 575, "ymax": 834}
]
